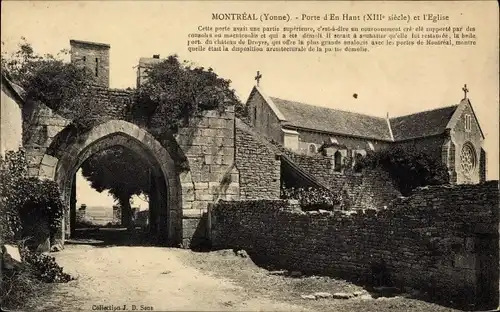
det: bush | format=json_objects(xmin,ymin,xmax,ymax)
[
  {"xmin": 1, "ymin": 243, "xmax": 74, "ymax": 310},
  {"xmin": 0, "ymin": 149, "xmax": 65, "ymax": 248},
  {"xmin": 0, "ymin": 259, "xmax": 44, "ymax": 309},
  {"xmin": 20, "ymin": 247, "xmax": 74, "ymax": 283},
  {"xmin": 359, "ymin": 146, "xmax": 449, "ymax": 196},
  {"xmin": 0, "ymin": 150, "xmax": 28, "ymax": 243},
  {"xmin": 281, "ymin": 186, "xmax": 341, "ymax": 211}
]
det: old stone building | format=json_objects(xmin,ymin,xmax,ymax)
[
  {"xmin": 246, "ymin": 79, "xmax": 486, "ymax": 185},
  {"xmin": 70, "ymin": 39, "xmax": 110, "ymax": 87}
]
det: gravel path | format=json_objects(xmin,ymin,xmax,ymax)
[
  {"xmin": 28, "ymin": 243, "xmax": 460, "ymax": 312},
  {"xmin": 30, "ymin": 244, "xmax": 311, "ymax": 312}
]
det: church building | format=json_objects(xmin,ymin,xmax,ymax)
[{"xmin": 245, "ymin": 73, "xmax": 486, "ymax": 185}]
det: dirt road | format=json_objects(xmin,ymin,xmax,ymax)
[
  {"xmin": 30, "ymin": 244, "xmax": 310, "ymax": 312},
  {"xmin": 29, "ymin": 244, "xmax": 459, "ymax": 312}
]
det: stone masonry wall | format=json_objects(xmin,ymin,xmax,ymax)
[
  {"xmin": 235, "ymin": 119, "xmax": 281, "ymax": 200},
  {"xmin": 176, "ymin": 107, "xmax": 240, "ymax": 247},
  {"xmin": 282, "ymin": 150, "xmax": 400, "ymax": 210},
  {"xmin": 22, "ymin": 84, "xmax": 239, "ymax": 248},
  {"xmin": 210, "ymin": 181, "xmax": 499, "ymax": 309}
]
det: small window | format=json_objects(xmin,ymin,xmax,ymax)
[
  {"xmin": 334, "ymin": 151, "xmax": 342, "ymax": 172},
  {"xmin": 82, "ymin": 56, "xmax": 86, "ymax": 62},
  {"xmin": 465, "ymin": 114, "xmax": 472, "ymax": 132},
  {"xmin": 253, "ymin": 107, "xmax": 257, "ymax": 125},
  {"xmin": 309, "ymin": 144, "xmax": 317, "ymax": 154},
  {"xmin": 95, "ymin": 58, "xmax": 99, "ymax": 77}
]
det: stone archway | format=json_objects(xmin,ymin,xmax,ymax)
[{"xmin": 38, "ymin": 120, "xmax": 182, "ymax": 247}]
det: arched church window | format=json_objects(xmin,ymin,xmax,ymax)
[
  {"xmin": 334, "ymin": 151, "xmax": 342, "ymax": 172},
  {"xmin": 460, "ymin": 142, "xmax": 476, "ymax": 176},
  {"xmin": 253, "ymin": 107, "xmax": 257, "ymax": 125},
  {"xmin": 354, "ymin": 153, "xmax": 364, "ymax": 173},
  {"xmin": 309, "ymin": 144, "xmax": 316, "ymax": 154}
]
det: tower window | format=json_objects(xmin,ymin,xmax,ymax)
[
  {"xmin": 253, "ymin": 107, "xmax": 257, "ymax": 125},
  {"xmin": 95, "ymin": 58, "xmax": 99, "ymax": 77},
  {"xmin": 83, "ymin": 56, "xmax": 86, "ymax": 62}
]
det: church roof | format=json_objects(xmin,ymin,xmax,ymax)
[
  {"xmin": 270, "ymin": 97, "xmax": 393, "ymax": 141},
  {"xmin": 389, "ymin": 105, "xmax": 459, "ymax": 141}
]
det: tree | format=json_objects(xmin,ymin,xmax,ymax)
[
  {"xmin": 133, "ymin": 55, "xmax": 244, "ymax": 133},
  {"xmin": 80, "ymin": 146, "xmax": 150, "ymax": 227},
  {"xmin": 359, "ymin": 145, "xmax": 450, "ymax": 196},
  {"xmin": 1, "ymin": 38, "xmax": 104, "ymax": 132}
]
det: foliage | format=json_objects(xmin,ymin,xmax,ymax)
[
  {"xmin": 359, "ymin": 145, "xmax": 450, "ymax": 196},
  {"xmin": 0, "ymin": 149, "xmax": 64, "ymax": 245},
  {"xmin": 133, "ymin": 55, "xmax": 242, "ymax": 132},
  {"xmin": 20, "ymin": 246, "xmax": 74, "ymax": 283},
  {"xmin": 0, "ymin": 256, "xmax": 44, "ymax": 309},
  {"xmin": 281, "ymin": 186, "xmax": 341, "ymax": 211},
  {"xmin": 17, "ymin": 178, "xmax": 65, "ymax": 239},
  {"xmin": 0, "ymin": 150, "xmax": 28, "ymax": 243},
  {"xmin": 1, "ymin": 38, "xmax": 103, "ymax": 131},
  {"xmin": 80, "ymin": 146, "xmax": 150, "ymax": 226},
  {"xmin": 80, "ymin": 146, "xmax": 150, "ymax": 201}
]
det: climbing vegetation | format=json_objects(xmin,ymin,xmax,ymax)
[
  {"xmin": 133, "ymin": 54, "xmax": 244, "ymax": 132},
  {"xmin": 0, "ymin": 149, "xmax": 64, "ymax": 246},
  {"xmin": 1, "ymin": 38, "xmax": 103, "ymax": 132},
  {"xmin": 358, "ymin": 145, "xmax": 450, "ymax": 196}
]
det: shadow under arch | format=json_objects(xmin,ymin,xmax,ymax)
[{"xmin": 39, "ymin": 120, "xmax": 184, "ymax": 247}]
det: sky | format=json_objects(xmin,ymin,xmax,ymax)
[{"xmin": 2, "ymin": 1, "xmax": 498, "ymax": 206}]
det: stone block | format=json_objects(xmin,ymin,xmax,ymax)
[
  {"xmin": 202, "ymin": 110, "xmax": 221, "ymax": 118},
  {"xmin": 39, "ymin": 164, "xmax": 56, "ymax": 180},
  {"xmin": 182, "ymin": 201, "xmax": 193, "ymax": 210},
  {"xmin": 208, "ymin": 117, "xmax": 224, "ymax": 129},
  {"xmin": 195, "ymin": 193, "xmax": 214, "ymax": 201},
  {"xmin": 454, "ymin": 253, "xmax": 476, "ymax": 269},
  {"xmin": 465, "ymin": 237, "xmax": 475, "ymax": 252},
  {"xmin": 194, "ymin": 182, "xmax": 209, "ymax": 190},
  {"xmin": 192, "ymin": 201, "xmax": 210, "ymax": 210},
  {"xmin": 41, "ymin": 154, "xmax": 59, "ymax": 167},
  {"xmin": 204, "ymin": 155, "xmax": 213, "ymax": 165},
  {"xmin": 179, "ymin": 171, "xmax": 193, "ymax": 184},
  {"xmin": 222, "ymin": 155, "xmax": 234, "ymax": 165}
]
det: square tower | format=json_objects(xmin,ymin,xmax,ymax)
[
  {"xmin": 70, "ymin": 39, "xmax": 110, "ymax": 88},
  {"xmin": 136, "ymin": 55, "xmax": 162, "ymax": 88}
]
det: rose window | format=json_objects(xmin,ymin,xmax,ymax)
[{"xmin": 460, "ymin": 143, "xmax": 476, "ymax": 175}]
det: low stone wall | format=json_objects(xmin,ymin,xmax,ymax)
[{"xmin": 210, "ymin": 181, "xmax": 499, "ymax": 309}]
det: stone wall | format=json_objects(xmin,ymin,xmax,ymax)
[
  {"xmin": 210, "ymin": 181, "xmax": 499, "ymax": 309},
  {"xmin": 282, "ymin": 150, "xmax": 400, "ymax": 210},
  {"xmin": 235, "ymin": 119, "xmax": 281, "ymax": 200},
  {"xmin": 21, "ymin": 83, "xmax": 239, "ymax": 248},
  {"xmin": 176, "ymin": 107, "xmax": 240, "ymax": 247}
]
